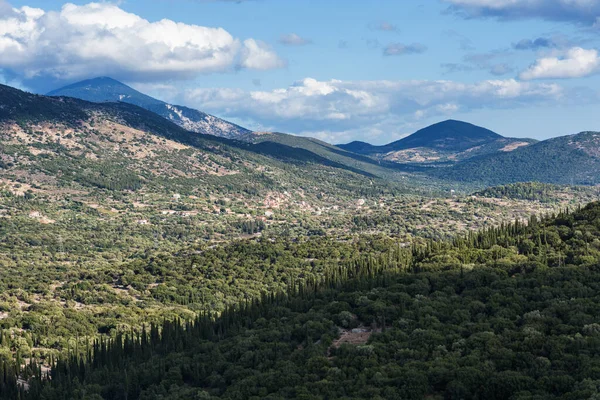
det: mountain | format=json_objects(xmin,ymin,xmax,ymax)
[
  {"xmin": 338, "ymin": 140, "xmax": 380, "ymax": 154},
  {"xmin": 338, "ymin": 120, "xmax": 536, "ymax": 164},
  {"xmin": 5, "ymin": 80, "xmax": 600, "ymax": 400},
  {"xmin": 434, "ymin": 131, "xmax": 600, "ymax": 185},
  {"xmin": 385, "ymin": 119, "xmax": 502, "ymax": 152},
  {"xmin": 47, "ymin": 77, "xmax": 252, "ymax": 140},
  {"xmin": 0, "ymin": 83, "xmax": 384, "ymax": 194},
  {"xmin": 2, "ymin": 82, "xmax": 447, "ymax": 212},
  {"xmin": 336, "ymin": 120, "xmax": 600, "ymax": 186},
  {"xmin": 247, "ymin": 132, "xmax": 436, "ymax": 186}
]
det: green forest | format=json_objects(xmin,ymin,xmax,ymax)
[{"xmin": 2, "ymin": 202, "xmax": 599, "ymax": 399}]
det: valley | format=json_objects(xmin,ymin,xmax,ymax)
[
  {"xmin": 2, "ymin": 1, "xmax": 600, "ymax": 398},
  {"xmin": 0, "ymin": 80, "xmax": 598, "ymax": 399}
]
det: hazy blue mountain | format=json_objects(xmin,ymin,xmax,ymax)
[
  {"xmin": 338, "ymin": 120, "xmax": 536, "ymax": 163},
  {"xmin": 434, "ymin": 131, "xmax": 600, "ymax": 185},
  {"xmin": 337, "ymin": 140, "xmax": 380, "ymax": 154},
  {"xmin": 385, "ymin": 119, "xmax": 502, "ymax": 152},
  {"xmin": 47, "ymin": 77, "xmax": 252, "ymax": 140}
]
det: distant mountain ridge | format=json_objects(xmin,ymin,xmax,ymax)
[
  {"xmin": 338, "ymin": 120, "xmax": 536, "ymax": 163},
  {"xmin": 47, "ymin": 77, "xmax": 252, "ymax": 140},
  {"xmin": 0, "ymin": 83, "xmax": 418, "ymax": 187},
  {"xmin": 434, "ymin": 131, "xmax": 600, "ymax": 186},
  {"xmin": 335, "ymin": 119, "xmax": 600, "ymax": 185},
  {"xmin": 4, "ymin": 81, "xmax": 600, "ymax": 187}
]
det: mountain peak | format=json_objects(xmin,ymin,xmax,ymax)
[
  {"xmin": 410, "ymin": 119, "xmax": 502, "ymax": 140},
  {"xmin": 76, "ymin": 76, "xmax": 123, "ymax": 84},
  {"xmin": 391, "ymin": 119, "xmax": 503, "ymax": 152},
  {"xmin": 47, "ymin": 77, "xmax": 252, "ymax": 139},
  {"xmin": 47, "ymin": 76, "xmax": 162, "ymax": 106},
  {"xmin": 337, "ymin": 119, "xmax": 521, "ymax": 161},
  {"xmin": 48, "ymin": 76, "xmax": 129, "ymax": 92}
]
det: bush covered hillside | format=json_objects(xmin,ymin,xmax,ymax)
[
  {"xmin": 5, "ymin": 202, "xmax": 600, "ymax": 400},
  {"xmin": 435, "ymin": 132, "xmax": 600, "ymax": 186},
  {"xmin": 473, "ymin": 182, "xmax": 600, "ymax": 203}
]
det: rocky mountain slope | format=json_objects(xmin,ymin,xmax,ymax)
[{"xmin": 47, "ymin": 77, "xmax": 252, "ymax": 140}]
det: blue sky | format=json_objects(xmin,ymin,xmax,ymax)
[{"xmin": 2, "ymin": 0, "xmax": 600, "ymax": 144}]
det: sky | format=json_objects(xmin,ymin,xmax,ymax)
[{"xmin": 1, "ymin": 0, "xmax": 600, "ymax": 144}]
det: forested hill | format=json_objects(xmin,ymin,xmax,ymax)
[
  {"xmin": 473, "ymin": 182, "xmax": 599, "ymax": 203},
  {"xmin": 339, "ymin": 120, "xmax": 503, "ymax": 154},
  {"xmin": 383, "ymin": 119, "xmax": 503, "ymax": 152},
  {"xmin": 7, "ymin": 202, "xmax": 600, "ymax": 400},
  {"xmin": 435, "ymin": 131, "xmax": 600, "ymax": 186},
  {"xmin": 337, "ymin": 120, "xmax": 536, "ymax": 164}
]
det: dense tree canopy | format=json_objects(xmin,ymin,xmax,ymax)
[{"xmin": 2, "ymin": 202, "xmax": 599, "ymax": 399}]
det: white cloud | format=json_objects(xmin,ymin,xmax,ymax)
[
  {"xmin": 240, "ymin": 39, "xmax": 286, "ymax": 70},
  {"xmin": 172, "ymin": 77, "xmax": 569, "ymax": 142},
  {"xmin": 520, "ymin": 47, "xmax": 600, "ymax": 80},
  {"xmin": 279, "ymin": 33, "xmax": 312, "ymax": 46},
  {"xmin": 0, "ymin": 2, "xmax": 284, "ymax": 82},
  {"xmin": 444, "ymin": 0, "xmax": 600, "ymax": 24}
]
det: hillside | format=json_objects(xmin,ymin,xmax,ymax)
[
  {"xmin": 435, "ymin": 131, "xmax": 600, "ymax": 185},
  {"xmin": 0, "ymin": 82, "xmax": 427, "ymax": 246},
  {"xmin": 9, "ymin": 202, "xmax": 600, "ymax": 400},
  {"xmin": 47, "ymin": 77, "xmax": 252, "ymax": 140},
  {"xmin": 339, "ymin": 120, "xmax": 536, "ymax": 164},
  {"xmin": 248, "ymin": 132, "xmax": 431, "ymax": 185},
  {"xmin": 472, "ymin": 182, "xmax": 599, "ymax": 203},
  {"xmin": 2, "ymin": 83, "xmax": 405, "ymax": 185}
]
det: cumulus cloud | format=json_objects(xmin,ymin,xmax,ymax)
[
  {"xmin": 239, "ymin": 39, "xmax": 286, "ymax": 70},
  {"xmin": 170, "ymin": 77, "xmax": 569, "ymax": 141},
  {"xmin": 444, "ymin": 0, "xmax": 600, "ymax": 24},
  {"xmin": 383, "ymin": 43, "xmax": 427, "ymax": 56},
  {"xmin": 279, "ymin": 33, "xmax": 312, "ymax": 46},
  {"xmin": 0, "ymin": 2, "xmax": 284, "ymax": 82},
  {"xmin": 520, "ymin": 47, "xmax": 600, "ymax": 79}
]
